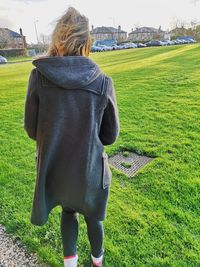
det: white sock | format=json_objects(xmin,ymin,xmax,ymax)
[
  {"xmin": 64, "ymin": 255, "xmax": 78, "ymax": 267},
  {"xmin": 91, "ymin": 254, "xmax": 104, "ymax": 266}
]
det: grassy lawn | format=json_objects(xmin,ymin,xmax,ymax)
[
  {"xmin": 6, "ymin": 55, "xmax": 34, "ymax": 63},
  {"xmin": 0, "ymin": 44, "xmax": 200, "ymax": 267}
]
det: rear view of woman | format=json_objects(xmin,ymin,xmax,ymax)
[{"xmin": 24, "ymin": 7, "xmax": 119, "ymax": 267}]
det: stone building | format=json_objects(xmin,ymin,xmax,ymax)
[
  {"xmin": 169, "ymin": 27, "xmax": 193, "ymax": 38},
  {"xmin": 170, "ymin": 23, "xmax": 200, "ymax": 40},
  {"xmin": 128, "ymin": 26, "xmax": 165, "ymax": 42},
  {"xmin": 0, "ymin": 28, "xmax": 27, "ymax": 49},
  {"xmin": 91, "ymin": 26, "xmax": 127, "ymax": 42}
]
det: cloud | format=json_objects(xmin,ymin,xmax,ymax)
[
  {"xmin": 0, "ymin": 17, "xmax": 14, "ymax": 28},
  {"xmin": 13, "ymin": 0, "xmax": 47, "ymax": 2},
  {"xmin": 0, "ymin": 6, "xmax": 11, "ymax": 11},
  {"xmin": 1, "ymin": 0, "xmax": 200, "ymax": 43}
]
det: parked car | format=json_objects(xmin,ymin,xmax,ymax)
[
  {"xmin": 128, "ymin": 42, "xmax": 138, "ymax": 48},
  {"xmin": 177, "ymin": 39, "xmax": 187, "ymax": 44},
  {"xmin": 180, "ymin": 38, "xmax": 196, "ymax": 44},
  {"xmin": 160, "ymin": 40, "xmax": 169, "ymax": 46},
  {"xmin": 160, "ymin": 40, "xmax": 175, "ymax": 46},
  {"xmin": 137, "ymin": 43, "xmax": 147, "ymax": 48},
  {"xmin": 98, "ymin": 45, "xmax": 112, "ymax": 51},
  {"xmin": 118, "ymin": 43, "xmax": 127, "ymax": 49},
  {"xmin": 174, "ymin": 39, "xmax": 184, "ymax": 45},
  {"xmin": 0, "ymin": 55, "xmax": 7, "ymax": 64},
  {"xmin": 167, "ymin": 40, "xmax": 176, "ymax": 45},
  {"xmin": 188, "ymin": 38, "xmax": 197, "ymax": 43},
  {"xmin": 111, "ymin": 44, "xmax": 120, "ymax": 50},
  {"xmin": 91, "ymin": 45, "xmax": 103, "ymax": 52},
  {"xmin": 146, "ymin": 40, "xmax": 163, "ymax": 47}
]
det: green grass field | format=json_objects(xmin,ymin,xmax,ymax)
[
  {"xmin": 6, "ymin": 55, "xmax": 33, "ymax": 63},
  {"xmin": 0, "ymin": 44, "xmax": 200, "ymax": 267}
]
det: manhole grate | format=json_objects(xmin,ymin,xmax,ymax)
[{"xmin": 108, "ymin": 152, "xmax": 154, "ymax": 177}]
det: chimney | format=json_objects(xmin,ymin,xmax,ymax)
[
  {"xmin": 19, "ymin": 28, "xmax": 27, "ymax": 48},
  {"xmin": 131, "ymin": 28, "xmax": 133, "ymax": 32},
  {"xmin": 118, "ymin": 25, "xmax": 121, "ymax": 31},
  {"xmin": 92, "ymin": 25, "xmax": 94, "ymax": 31},
  {"xmin": 19, "ymin": 28, "xmax": 23, "ymax": 36},
  {"xmin": 158, "ymin": 25, "xmax": 161, "ymax": 31}
]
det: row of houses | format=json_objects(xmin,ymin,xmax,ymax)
[
  {"xmin": 91, "ymin": 25, "xmax": 199, "ymax": 42},
  {"xmin": 1, "ymin": 23, "xmax": 199, "ymax": 50}
]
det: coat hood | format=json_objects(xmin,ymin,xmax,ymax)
[{"xmin": 32, "ymin": 56, "xmax": 102, "ymax": 89}]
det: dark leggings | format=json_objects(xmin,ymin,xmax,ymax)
[{"xmin": 61, "ymin": 207, "xmax": 104, "ymax": 258}]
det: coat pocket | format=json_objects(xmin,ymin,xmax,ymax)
[{"xmin": 102, "ymin": 152, "xmax": 112, "ymax": 189}]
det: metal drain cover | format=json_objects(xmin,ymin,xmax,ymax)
[{"xmin": 108, "ymin": 152, "xmax": 154, "ymax": 177}]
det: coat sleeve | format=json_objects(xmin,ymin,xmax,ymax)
[
  {"xmin": 99, "ymin": 76, "xmax": 120, "ymax": 145},
  {"xmin": 24, "ymin": 68, "xmax": 39, "ymax": 141}
]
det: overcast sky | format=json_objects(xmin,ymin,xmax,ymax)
[{"xmin": 0, "ymin": 0, "xmax": 200, "ymax": 43}]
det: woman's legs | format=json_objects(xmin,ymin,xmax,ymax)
[
  {"xmin": 84, "ymin": 215, "xmax": 104, "ymax": 258},
  {"xmin": 60, "ymin": 207, "xmax": 104, "ymax": 266},
  {"xmin": 61, "ymin": 207, "xmax": 79, "ymax": 257}
]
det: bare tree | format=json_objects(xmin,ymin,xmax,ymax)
[
  {"xmin": 189, "ymin": 20, "xmax": 200, "ymax": 39},
  {"xmin": 170, "ymin": 17, "xmax": 188, "ymax": 30},
  {"xmin": 39, "ymin": 33, "xmax": 51, "ymax": 46},
  {"xmin": 0, "ymin": 29, "xmax": 11, "ymax": 49}
]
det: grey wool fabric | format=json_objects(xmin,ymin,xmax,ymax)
[{"xmin": 24, "ymin": 56, "xmax": 120, "ymax": 226}]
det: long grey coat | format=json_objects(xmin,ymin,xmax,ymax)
[{"xmin": 24, "ymin": 56, "xmax": 120, "ymax": 226}]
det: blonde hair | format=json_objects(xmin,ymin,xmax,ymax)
[{"xmin": 47, "ymin": 7, "xmax": 92, "ymax": 57}]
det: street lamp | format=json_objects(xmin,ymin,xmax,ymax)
[{"xmin": 34, "ymin": 20, "xmax": 39, "ymax": 44}]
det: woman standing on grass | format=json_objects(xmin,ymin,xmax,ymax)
[{"xmin": 24, "ymin": 6, "xmax": 119, "ymax": 267}]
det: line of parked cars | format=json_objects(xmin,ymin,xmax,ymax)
[
  {"xmin": 91, "ymin": 37, "xmax": 197, "ymax": 52},
  {"xmin": 146, "ymin": 38, "xmax": 196, "ymax": 47},
  {"xmin": 91, "ymin": 43, "xmax": 140, "ymax": 52},
  {"xmin": 0, "ymin": 37, "xmax": 197, "ymax": 63}
]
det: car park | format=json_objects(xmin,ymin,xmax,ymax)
[
  {"xmin": 0, "ymin": 55, "xmax": 7, "ymax": 64},
  {"xmin": 91, "ymin": 36, "xmax": 197, "ymax": 52}
]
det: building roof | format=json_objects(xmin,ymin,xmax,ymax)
[
  {"xmin": 129, "ymin": 26, "xmax": 165, "ymax": 34},
  {"xmin": 169, "ymin": 27, "xmax": 188, "ymax": 34},
  {"xmin": 9, "ymin": 29, "xmax": 22, "ymax": 38},
  {"xmin": 92, "ymin": 26, "xmax": 127, "ymax": 34},
  {"xmin": 0, "ymin": 28, "xmax": 22, "ymax": 38}
]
